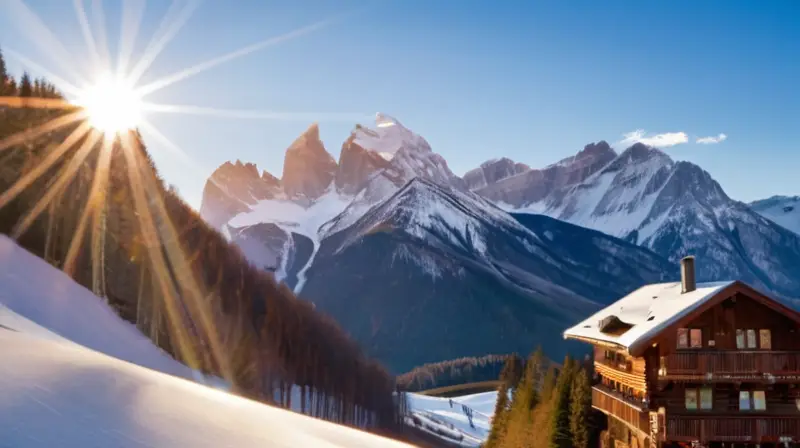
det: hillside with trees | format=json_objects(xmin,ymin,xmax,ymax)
[
  {"xmin": 484, "ymin": 348, "xmax": 599, "ymax": 448},
  {"xmin": 0, "ymin": 47, "xmax": 403, "ymax": 434},
  {"xmin": 397, "ymin": 354, "xmax": 511, "ymax": 392}
]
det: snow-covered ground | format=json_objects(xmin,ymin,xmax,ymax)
[
  {"xmin": 405, "ymin": 391, "xmax": 501, "ymax": 447},
  {"xmin": 0, "ymin": 235, "xmax": 413, "ymax": 447}
]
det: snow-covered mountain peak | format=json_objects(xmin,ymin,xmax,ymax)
[
  {"xmin": 750, "ymin": 195, "xmax": 800, "ymax": 236},
  {"xmin": 352, "ymin": 113, "xmax": 431, "ymax": 159}
]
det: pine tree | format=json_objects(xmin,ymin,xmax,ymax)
[
  {"xmin": 540, "ymin": 365, "xmax": 557, "ymax": 402},
  {"xmin": 485, "ymin": 355, "xmax": 522, "ymax": 447},
  {"xmin": 33, "ymin": 78, "xmax": 41, "ymax": 97},
  {"xmin": 569, "ymin": 368, "xmax": 592, "ymax": 448},
  {"xmin": 503, "ymin": 348, "xmax": 545, "ymax": 447},
  {"xmin": 0, "ymin": 46, "xmax": 8, "ymax": 96},
  {"xmin": 549, "ymin": 356, "xmax": 576, "ymax": 448},
  {"xmin": 7, "ymin": 78, "xmax": 17, "ymax": 96},
  {"xmin": 19, "ymin": 71, "xmax": 32, "ymax": 97}
]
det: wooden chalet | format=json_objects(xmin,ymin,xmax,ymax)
[{"xmin": 564, "ymin": 256, "xmax": 800, "ymax": 448}]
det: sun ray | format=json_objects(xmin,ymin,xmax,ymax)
[
  {"xmin": 90, "ymin": 0, "xmax": 113, "ymax": 71},
  {"xmin": 137, "ymin": 119, "xmax": 268, "ymax": 214},
  {"xmin": 135, "ymin": 14, "xmax": 346, "ymax": 96},
  {"xmin": 11, "ymin": 130, "xmax": 102, "ymax": 240},
  {"xmin": 73, "ymin": 0, "xmax": 103, "ymax": 71},
  {"xmin": 4, "ymin": 49, "xmax": 84, "ymax": 98},
  {"xmin": 119, "ymin": 132, "xmax": 207, "ymax": 372},
  {"xmin": 62, "ymin": 137, "xmax": 113, "ymax": 277},
  {"xmin": 117, "ymin": 0, "xmax": 146, "ymax": 75},
  {"xmin": 121, "ymin": 133, "xmax": 233, "ymax": 382},
  {"xmin": 141, "ymin": 102, "xmax": 371, "ymax": 123},
  {"xmin": 0, "ymin": 97, "xmax": 75, "ymax": 110},
  {"xmin": 0, "ymin": 110, "xmax": 87, "ymax": 154},
  {"xmin": 5, "ymin": 0, "xmax": 90, "ymax": 86},
  {"xmin": 0, "ymin": 122, "xmax": 92, "ymax": 212},
  {"xmin": 127, "ymin": 0, "xmax": 201, "ymax": 86}
]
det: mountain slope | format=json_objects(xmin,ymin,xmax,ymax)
[
  {"xmin": 0, "ymin": 330, "xmax": 412, "ymax": 448},
  {"xmin": 299, "ymin": 178, "xmax": 676, "ymax": 372},
  {"xmin": 750, "ymin": 195, "xmax": 800, "ymax": 236},
  {"xmin": 518, "ymin": 143, "xmax": 800, "ymax": 300},
  {"xmin": 474, "ymin": 141, "xmax": 617, "ymax": 207}
]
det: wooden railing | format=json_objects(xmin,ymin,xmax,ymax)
[
  {"xmin": 662, "ymin": 351, "xmax": 800, "ymax": 378},
  {"xmin": 592, "ymin": 385, "xmax": 649, "ymax": 434},
  {"xmin": 666, "ymin": 416, "xmax": 800, "ymax": 443}
]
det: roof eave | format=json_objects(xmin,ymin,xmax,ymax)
[{"xmin": 563, "ymin": 333, "xmax": 629, "ymax": 353}]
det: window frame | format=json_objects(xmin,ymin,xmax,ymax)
[{"xmin": 677, "ymin": 327, "xmax": 704, "ymax": 349}]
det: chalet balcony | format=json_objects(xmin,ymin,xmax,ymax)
[
  {"xmin": 666, "ymin": 415, "xmax": 800, "ymax": 443},
  {"xmin": 660, "ymin": 350, "xmax": 800, "ymax": 380},
  {"xmin": 592, "ymin": 385, "xmax": 649, "ymax": 435}
]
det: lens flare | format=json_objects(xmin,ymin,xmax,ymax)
[{"xmin": 75, "ymin": 72, "xmax": 143, "ymax": 137}]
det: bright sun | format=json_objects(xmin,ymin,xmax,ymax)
[{"xmin": 77, "ymin": 72, "xmax": 144, "ymax": 137}]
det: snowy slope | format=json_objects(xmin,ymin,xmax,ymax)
[
  {"xmin": 0, "ymin": 235, "xmax": 191, "ymax": 379},
  {"xmin": 406, "ymin": 391, "xmax": 500, "ymax": 447},
  {"xmin": 0, "ymin": 235, "xmax": 419, "ymax": 447},
  {"xmin": 750, "ymin": 195, "xmax": 800, "ymax": 236},
  {"xmin": 0, "ymin": 331, "xmax": 412, "ymax": 448}
]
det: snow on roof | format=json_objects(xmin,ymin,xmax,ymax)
[{"xmin": 563, "ymin": 280, "xmax": 735, "ymax": 354}]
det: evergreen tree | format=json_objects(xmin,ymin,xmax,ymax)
[
  {"xmin": 503, "ymin": 348, "xmax": 545, "ymax": 447},
  {"xmin": 549, "ymin": 356, "xmax": 576, "ymax": 448},
  {"xmin": 19, "ymin": 71, "xmax": 32, "ymax": 97},
  {"xmin": 0, "ymin": 46, "xmax": 8, "ymax": 96},
  {"xmin": 485, "ymin": 355, "xmax": 522, "ymax": 447},
  {"xmin": 33, "ymin": 78, "xmax": 41, "ymax": 97},
  {"xmin": 569, "ymin": 368, "xmax": 592, "ymax": 448},
  {"xmin": 540, "ymin": 365, "xmax": 557, "ymax": 402},
  {"xmin": 6, "ymin": 78, "xmax": 17, "ymax": 96}
]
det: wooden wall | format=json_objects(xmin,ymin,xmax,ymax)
[{"xmin": 653, "ymin": 293, "xmax": 800, "ymax": 355}]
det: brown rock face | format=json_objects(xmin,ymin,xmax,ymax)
[
  {"xmin": 281, "ymin": 123, "xmax": 337, "ymax": 200},
  {"xmin": 335, "ymin": 136, "xmax": 392, "ymax": 195}
]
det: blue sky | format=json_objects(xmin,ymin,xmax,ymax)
[{"xmin": 1, "ymin": 0, "xmax": 798, "ymax": 208}]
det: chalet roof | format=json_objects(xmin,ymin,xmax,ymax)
[{"xmin": 563, "ymin": 280, "xmax": 735, "ymax": 354}]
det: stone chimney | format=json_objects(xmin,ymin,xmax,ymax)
[{"xmin": 681, "ymin": 256, "xmax": 696, "ymax": 294}]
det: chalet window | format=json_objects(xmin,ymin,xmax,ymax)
[
  {"xmin": 739, "ymin": 390, "xmax": 767, "ymax": 411},
  {"xmin": 747, "ymin": 329, "xmax": 757, "ymax": 348},
  {"xmin": 685, "ymin": 389, "xmax": 697, "ymax": 410},
  {"xmin": 736, "ymin": 329, "xmax": 745, "ymax": 349},
  {"xmin": 677, "ymin": 328, "xmax": 688, "ymax": 348},
  {"xmin": 760, "ymin": 329, "xmax": 772, "ymax": 349},
  {"xmin": 685, "ymin": 388, "xmax": 712, "ymax": 410},
  {"xmin": 739, "ymin": 391, "xmax": 751, "ymax": 410},
  {"xmin": 678, "ymin": 328, "xmax": 702, "ymax": 349},
  {"xmin": 753, "ymin": 391, "xmax": 766, "ymax": 410},
  {"xmin": 690, "ymin": 329, "xmax": 702, "ymax": 348}
]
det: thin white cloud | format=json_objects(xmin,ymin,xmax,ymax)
[
  {"xmin": 617, "ymin": 129, "xmax": 689, "ymax": 148},
  {"xmin": 696, "ymin": 133, "xmax": 728, "ymax": 144}
]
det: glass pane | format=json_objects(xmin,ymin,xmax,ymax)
[
  {"xmin": 736, "ymin": 329, "xmax": 745, "ymax": 349},
  {"xmin": 753, "ymin": 391, "xmax": 766, "ymax": 410},
  {"xmin": 747, "ymin": 329, "xmax": 757, "ymax": 349},
  {"xmin": 678, "ymin": 328, "xmax": 689, "ymax": 348},
  {"xmin": 690, "ymin": 329, "xmax": 702, "ymax": 348},
  {"xmin": 740, "ymin": 391, "xmax": 751, "ymax": 410},
  {"xmin": 760, "ymin": 329, "xmax": 772, "ymax": 350},
  {"xmin": 700, "ymin": 388, "xmax": 713, "ymax": 410},
  {"xmin": 685, "ymin": 389, "xmax": 698, "ymax": 410}
]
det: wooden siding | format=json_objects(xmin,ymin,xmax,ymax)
[
  {"xmin": 653, "ymin": 293, "xmax": 800, "ymax": 355},
  {"xmin": 666, "ymin": 416, "xmax": 800, "ymax": 443},
  {"xmin": 594, "ymin": 347, "xmax": 648, "ymax": 395},
  {"xmin": 660, "ymin": 350, "xmax": 800, "ymax": 380},
  {"xmin": 592, "ymin": 385, "xmax": 649, "ymax": 435}
]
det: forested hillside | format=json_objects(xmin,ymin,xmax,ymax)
[{"xmin": 0, "ymin": 48, "xmax": 401, "ymax": 432}]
